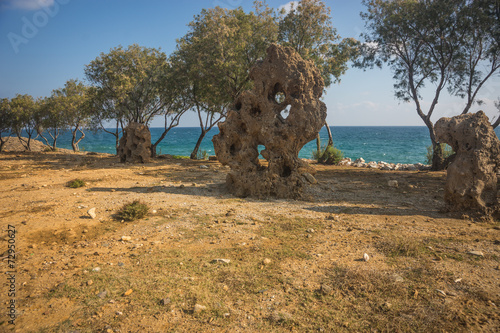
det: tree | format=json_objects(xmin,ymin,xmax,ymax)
[
  {"xmin": 359, "ymin": 0, "xmax": 500, "ymax": 170},
  {"xmin": 36, "ymin": 96, "xmax": 66, "ymax": 151},
  {"xmin": 53, "ymin": 79, "xmax": 90, "ymax": 152},
  {"xmin": 175, "ymin": 2, "xmax": 279, "ymax": 159},
  {"xmin": 0, "ymin": 98, "xmax": 13, "ymax": 152},
  {"xmin": 277, "ymin": 0, "xmax": 359, "ymax": 146},
  {"xmin": 10, "ymin": 94, "xmax": 39, "ymax": 151},
  {"xmin": 85, "ymin": 44, "xmax": 186, "ymax": 156}
]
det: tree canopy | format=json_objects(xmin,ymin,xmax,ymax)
[{"xmin": 359, "ymin": 0, "xmax": 500, "ymax": 169}]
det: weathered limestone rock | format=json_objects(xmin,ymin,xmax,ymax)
[
  {"xmin": 435, "ymin": 111, "xmax": 500, "ymax": 216},
  {"xmin": 212, "ymin": 44, "xmax": 327, "ymax": 198},
  {"xmin": 117, "ymin": 122, "xmax": 151, "ymax": 163}
]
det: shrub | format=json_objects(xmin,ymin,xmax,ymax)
[
  {"xmin": 197, "ymin": 150, "xmax": 208, "ymax": 160},
  {"xmin": 425, "ymin": 143, "xmax": 454, "ymax": 165},
  {"xmin": 313, "ymin": 145, "xmax": 344, "ymax": 165},
  {"xmin": 67, "ymin": 179, "xmax": 86, "ymax": 188},
  {"xmin": 115, "ymin": 200, "xmax": 149, "ymax": 221}
]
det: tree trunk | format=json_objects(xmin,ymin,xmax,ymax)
[
  {"xmin": 71, "ymin": 127, "xmax": 78, "ymax": 152},
  {"xmin": 190, "ymin": 129, "xmax": 207, "ymax": 159},
  {"xmin": 325, "ymin": 121, "xmax": 333, "ymax": 146},
  {"xmin": 316, "ymin": 133, "xmax": 321, "ymax": 153}
]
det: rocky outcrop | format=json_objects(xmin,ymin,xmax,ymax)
[
  {"xmin": 435, "ymin": 111, "xmax": 500, "ymax": 217},
  {"xmin": 118, "ymin": 122, "xmax": 151, "ymax": 163},
  {"xmin": 212, "ymin": 44, "xmax": 327, "ymax": 198}
]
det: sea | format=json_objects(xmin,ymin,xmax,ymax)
[{"xmin": 31, "ymin": 126, "xmax": 500, "ymax": 165}]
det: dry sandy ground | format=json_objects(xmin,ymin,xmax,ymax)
[{"xmin": 0, "ymin": 140, "xmax": 499, "ymax": 332}]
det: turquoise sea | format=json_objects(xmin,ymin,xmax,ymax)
[{"xmin": 33, "ymin": 126, "xmax": 500, "ymax": 165}]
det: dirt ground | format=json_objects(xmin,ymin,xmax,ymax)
[{"xmin": 0, "ymin": 139, "xmax": 499, "ymax": 332}]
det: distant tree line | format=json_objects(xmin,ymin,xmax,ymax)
[{"xmin": 1, "ymin": 0, "xmax": 499, "ymax": 171}]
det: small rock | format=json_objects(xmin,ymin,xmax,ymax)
[
  {"xmin": 467, "ymin": 250, "xmax": 484, "ymax": 257},
  {"xmin": 387, "ymin": 180, "xmax": 398, "ymax": 188},
  {"xmin": 97, "ymin": 291, "xmax": 107, "ymax": 298},
  {"xmin": 211, "ymin": 259, "xmax": 231, "ymax": 264},
  {"xmin": 87, "ymin": 208, "xmax": 97, "ymax": 219},
  {"xmin": 160, "ymin": 298, "xmax": 171, "ymax": 306},
  {"xmin": 179, "ymin": 184, "xmax": 185, "ymax": 189},
  {"xmin": 436, "ymin": 289, "xmax": 447, "ymax": 297},
  {"xmin": 120, "ymin": 236, "xmax": 132, "ymax": 241},
  {"xmin": 123, "ymin": 289, "xmax": 133, "ymax": 296},
  {"xmin": 454, "ymin": 278, "xmax": 462, "ymax": 283},
  {"xmin": 199, "ymin": 165, "xmax": 209, "ymax": 169},
  {"xmin": 87, "ymin": 280, "xmax": 93, "ymax": 286},
  {"xmin": 319, "ymin": 284, "xmax": 333, "ymax": 295},
  {"xmin": 83, "ymin": 229, "xmax": 88, "ymax": 234},
  {"xmin": 116, "ymin": 311, "xmax": 123, "ymax": 316},
  {"xmin": 152, "ymin": 210, "xmax": 157, "ymax": 214},
  {"xmin": 118, "ymin": 262, "xmax": 125, "ymax": 267},
  {"xmin": 193, "ymin": 304, "xmax": 207, "ymax": 313},
  {"xmin": 262, "ymin": 258, "xmax": 272, "ymax": 265},
  {"xmin": 306, "ymin": 228, "xmax": 315, "ymax": 233},
  {"xmin": 303, "ymin": 172, "xmax": 318, "ymax": 184},
  {"xmin": 92, "ymin": 267, "xmax": 101, "ymax": 272},
  {"xmin": 363, "ymin": 253, "xmax": 370, "ymax": 262}
]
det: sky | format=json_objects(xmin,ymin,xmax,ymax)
[{"xmin": 1, "ymin": 0, "xmax": 499, "ymax": 127}]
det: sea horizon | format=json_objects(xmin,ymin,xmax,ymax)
[{"xmin": 12, "ymin": 126, "xmax": 500, "ymax": 165}]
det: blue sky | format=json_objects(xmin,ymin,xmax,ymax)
[{"xmin": 1, "ymin": 0, "xmax": 499, "ymax": 127}]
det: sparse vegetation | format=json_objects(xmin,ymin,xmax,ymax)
[
  {"xmin": 313, "ymin": 144, "xmax": 344, "ymax": 165},
  {"xmin": 115, "ymin": 200, "xmax": 149, "ymax": 221},
  {"xmin": 426, "ymin": 143, "xmax": 454, "ymax": 165},
  {"xmin": 67, "ymin": 178, "xmax": 86, "ymax": 188},
  {"xmin": 197, "ymin": 149, "xmax": 208, "ymax": 160}
]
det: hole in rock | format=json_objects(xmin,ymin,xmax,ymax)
[
  {"xmin": 280, "ymin": 104, "xmax": 291, "ymax": 120},
  {"xmin": 235, "ymin": 101, "xmax": 242, "ymax": 111},
  {"xmin": 281, "ymin": 164, "xmax": 292, "ymax": 177},
  {"xmin": 230, "ymin": 143, "xmax": 241, "ymax": 156}
]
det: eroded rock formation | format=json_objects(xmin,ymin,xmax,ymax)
[
  {"xmin": 118, "ymin": 122, "xmax": 151, "ymax": 163},
  {"xmin": 435, "ymin": 111, "xmax": 500, "ymax": 217},
  {"xmin": 212, "ymin": 44, "xmax": 327, "ymax": 198}
]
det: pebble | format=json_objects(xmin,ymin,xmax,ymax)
[
  {"xmin": 121, "ymin": 236, "xmax": 132, "ymax": 241},
  {"xmin": 199, "ymin": 165, "xmax": 209, "ymax": 169},
  {"xmin": 211, "ymin": 259, "xmax": 231, "ymax": 264},
  {"xmin": 363, "ymin": 253, "xmax": 370, "ymax": 262},
  {"xmin": 193, "ymin": 304, "xmax": 207, "ymax": 313},
  {"xmin": 467, "ymin": 250, "xmax": 484, "ymax": 257},
  {"xmin": 123, "ymin": 289, "xmax": 133, "ymax": 296},
  {"xmin": 92, "ymin": 267, "xmax": 101, "ymax": 272},
  {"xmin": 306, "ymin": 228, "xmax": 315, "ymax": 233},
  {"xmin": 97, "ymin": 291, "xmax": 107, "ymax": 298},
  {"xmin": 436, "ymin": 289, "xmax": 447, "ymax": 297},
  {"xmin": 118, "ymin": 262, "xmax": 125, "ymax": 267},
  {"xmin": 116, "ymin": 311, "xmax": 123, "ymax": 316},
  {"xmin": 387, "ymin": 180, "xmax": 398, "ymax": 188},
  {"xmin": 87, "ymin": 280, "xmax": 93, "ymax": 286},
  {"xmin": 319, "ymin": 284, "xmax": 333, "ymax": 295},
  {"xmin": 87, "ymin": 208, "xmax": 97, "ymax": 219},
  {"xmin": 160, "ymin": 298, "xmax": 171, "ymax": 306},
  {"xmin": 262, "ymin": 258, "xmax": 272, "ymax": 265},
  {"xmin": 302, "ymin": 173, "xmax": 318, "ymax": 184}
]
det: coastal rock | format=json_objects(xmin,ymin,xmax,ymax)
[
  {"xmin": 212, "ymin": 44, "xmax": 327, "ymax": 198},
  {"xmin": 117, "ymin": 122, "xmax": 151, "ymax": 163},
  {"xmin": 435, "ymin": 111, "xmax": 500, "ymax": 217}
]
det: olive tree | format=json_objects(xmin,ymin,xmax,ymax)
[
  {"xmin": 0, "ymin": 98, "xmax": 13, "ymax": 152},
  {"xmin": 10, "ymin": 94, "xmax": 39, "ymax": 151},
  {"xmin": 358, "ymin": 0, "xmax": 500, "ymax": 170}
]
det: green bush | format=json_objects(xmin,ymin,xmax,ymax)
[
  {"xmin": 426, "ymin": 143, "xmax": 454, "ymax": 165},
  {"xmin": 313, "ymin": 145, "xmax": 344, "ymax": 165},
  {"xmin": 115, "ymin": 200, "xmax": 149, "ymax": 222},
  {"xmin": 67, "ymin": 179, "xmax": 86, "ymax": 188},
  {"xmin": 197, "ymin": 149, "xmax": 208, "ymax": 160}
]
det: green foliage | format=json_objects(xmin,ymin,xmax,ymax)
[
  {"xmin": 359, "ymin": 0, "xmax": 500, "ymax": 153},
  {"xmin": 426, "ymin": 143, "xmax": 454, "ymax": 165},
  {"xmin": 9, "ymin": 94, "xmax": 39, "ymax": 151},
  {"xmin": 278, "ymin": 0, "xmax": 359, "ymax": 87},
  {"xmin": 67, "ymin": 179, "xmax": 86, "ymax": 188},
  {"xmin": 197, "ymin": 150, "xmax": 209, "ymax": 160},
  {"xmin": 115, "ymin": 200, "xmax": 150, "ymax": 222},
  {"xmin": 0, "ymin": 98, "xmax": 13, "ymax": 151},
  {"xmin": 313, "ymin": 144, "xmax": 343, "ymax": 165}
]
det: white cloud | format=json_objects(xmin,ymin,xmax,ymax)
[
  {"xmin": 278, "ymin": 1, "xmax": 299, "ymax": 14},
  {"xmin": 2, "ymin": 0, "xmax": 55, "ymax": 10}
]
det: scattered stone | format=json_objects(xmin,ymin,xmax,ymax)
[
  {"xmin": 199, "ymin": 165, "xmax": 209, "ymax": 169},
  {"xmin": 303, "ymin": 173, "xmax": 318, "ymax": 184},
  {"xmin": 319, "ymin": 284, "xmax": 333, "ymax": 295},
  {"xmin": 118, "ymin": 262, "xmax": 125, "ymax": 267},
  {"xmin": 83, "ymin": 229, "xmax": 88, "ymax": 234},
  {"xmin": 152, "ymin": 210, "xmax": 157, "ymax": 214},
  {"xmin": 212, "ymin": 44, "xmax": 327, "ymax": 198},
  {"xmin": 211, "ymin": 259, "xmax": 231, "ymax": 264},
  {"xmin": 123, "ymin": 289, "xmax": 133, "ymax": 296},
  {"xmin": 363, "ymin": 253, "xmax": 370, "ymax": 262},
  {"xmin": 436, "ymin": 289, "xmax": 447, "ymax": 298},
  {"xmin": 160, "ymin": 298, "xmax": 171, "ymax": 306},
  {"xmin": 87, "ymin": 208, "xmax": 97, "ymax": 219},
  {"xmin": 193, "ymin": 304, "xmax": 207, "ymax": 313},
  {"xmin": 120, "ymin": 236, "xmax": 132, "ymax": 241},
  {"xmin": 306, "ymin": 228, "xmax": 315, "ymax": 233},
  {"xmin": 393, "ymin": 274, "xmax": 404, "ymax": 283},
  {"xmin": 92, "ymin": 267, "xmax": 101, "ymax": 272},
  {"xmin": 87, "ymin": 280, "xmax": 93, "ymax": 286},
  {"xmin": 467, "ymin": 250, "xmax": 484, "ymax": 257},
  {"xmin": 454, "ymin": 278, "xmax": 462, "ymax": 283},
  {"xmin": 387, "ymin": 180, "xmax": 398, "ymax": 188},
  {"xmin": 262, "ymin": 258, "xmax": 272, "ymax": 265},
  {"xmin": 97, "ymin": 291, "xmax": 107, "ymax": 299},
  {"xmin": 116, "ymin": 311, "xmax": 123, "ymax": 316}
]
